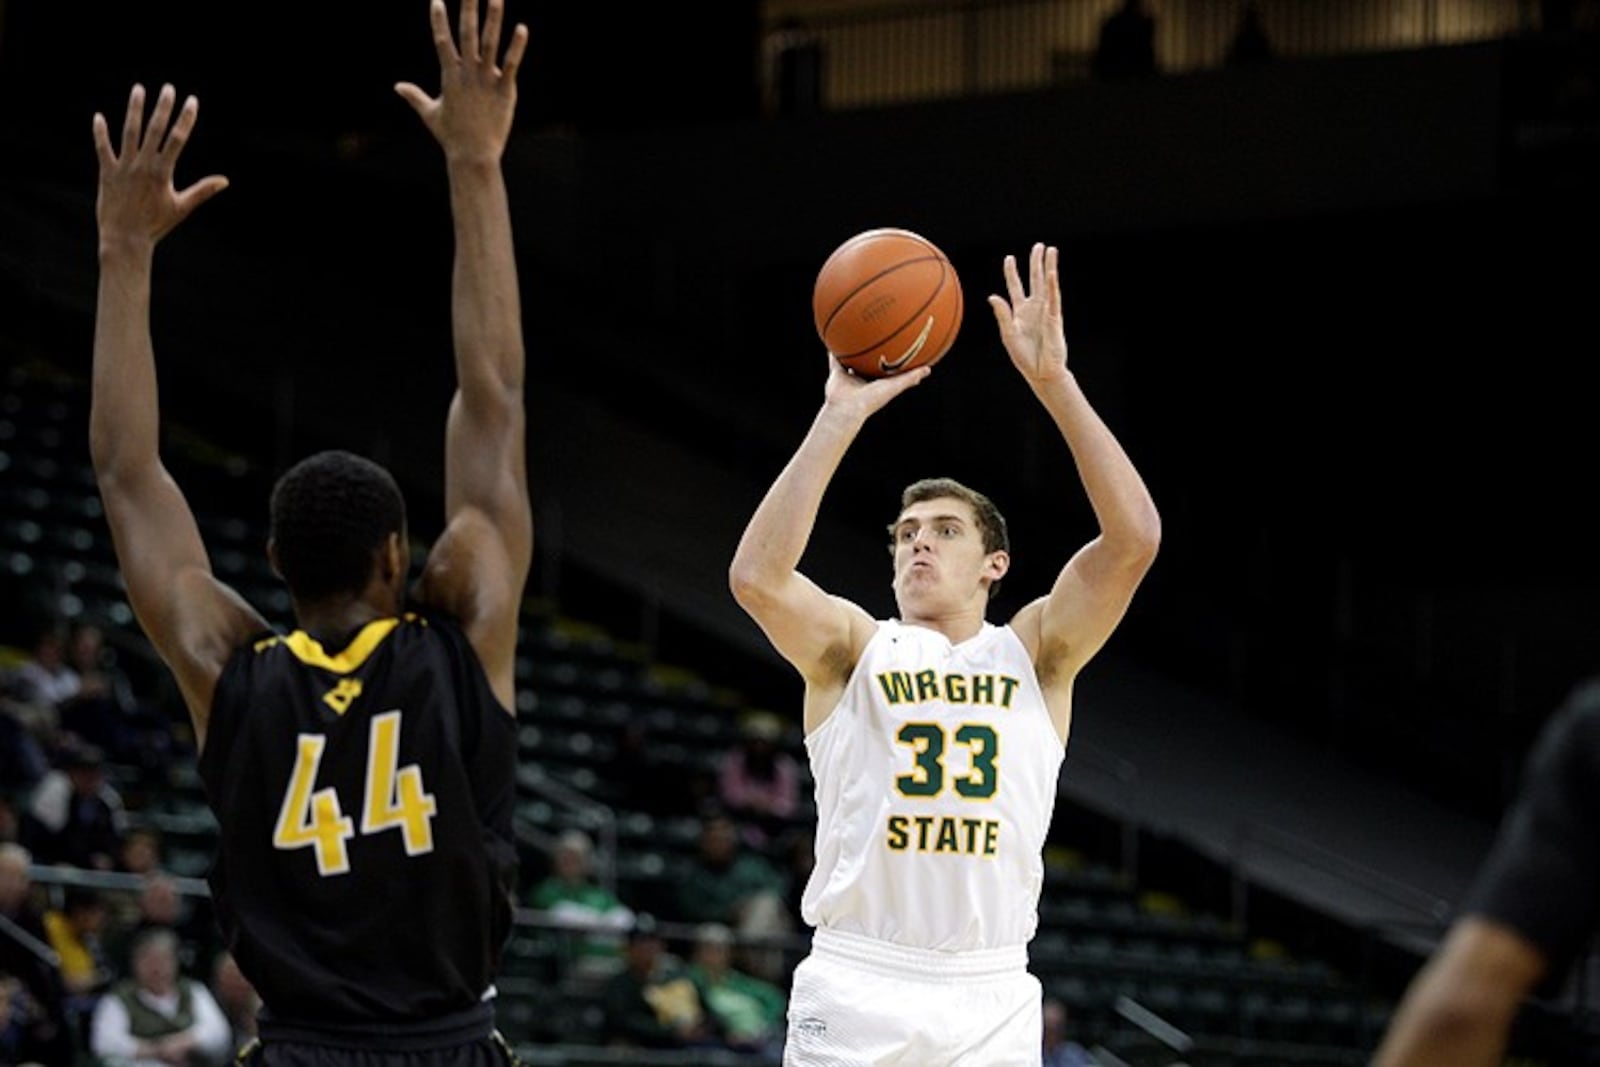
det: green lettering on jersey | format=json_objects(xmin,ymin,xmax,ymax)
[{"xmin": 877, "ymin": 672, "xmax": 915, "ymax": 705}]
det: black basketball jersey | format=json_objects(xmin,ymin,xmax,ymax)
[{"xmin": 200, "ymin": 610, "xmax": 518, "ymax": 1026}]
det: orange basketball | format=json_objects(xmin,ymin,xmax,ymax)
[{"xmin": 813, "ymin": 228, "xmax": 963, "ymax": 379}]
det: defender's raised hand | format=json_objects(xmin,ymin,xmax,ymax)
[
  {"xmin": 396, "ymin": 0, "xmax": 529, "ymax": 163},
  {"xmin": 92, "ymin": 84, "xmax": 228, "ymax": 252},
  {"xmin": 988, "ymin": 242, "xmax": 1069, "ymax": 387}
]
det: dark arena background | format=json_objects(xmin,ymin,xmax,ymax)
[{"xmin": 3, "ymin": 1, "xmax": 1600, "ymax": 1063}]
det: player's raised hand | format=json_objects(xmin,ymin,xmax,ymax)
[
  {"xmin": 92, "ymin": 84, "xmax": 228, "ymax": 253},
  {"xmin": 821, "ymin": 349, "xmax": 931, "ymax": 422},
  {"xmin": 988, "ymin": 243, "xmax": 1069, "ymax": 387},
  {"xmin": 396, "ymin": 0, "xmax": 528, "ymax": 164}
]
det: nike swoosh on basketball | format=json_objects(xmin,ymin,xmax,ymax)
[{"xmin": 879, "ymin": 315, "xmax": 935, "ymax": 373}]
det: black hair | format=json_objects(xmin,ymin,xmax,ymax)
[{"xmin": 269, "ymin": 450, "xmax": 406, "ymax": 603}]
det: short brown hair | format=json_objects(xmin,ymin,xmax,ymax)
[{"xmin": 888, "ymin": 478, "xmax": 1010, "ymax": 599}]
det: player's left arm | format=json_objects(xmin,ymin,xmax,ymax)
[
  {"xmin": 402, "ymin": 0, "xmax": 534, "ymax": 713},
  {"xmin": 1371, "ymin": 917, "xmax": 1545, "ymax": 1067},
  {"xmin": 90, "ymin": 84, "xmax": 268, "ymax": 746},
  {"xmin": 994, "ymin": 244, "xmax": 1160, "ymax": 740}
]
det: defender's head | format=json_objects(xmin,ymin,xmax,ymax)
[
  {"xmin": 887, "ymin": 477, "xmax": 1010, "ymax": 614},
  {"xmin": 268, "ymin": 450, "xmax": 408, "ymax": 613}
]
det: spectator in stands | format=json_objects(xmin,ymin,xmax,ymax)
[
  {"xmin": 527, "ymin": 828, "xmax": 634, "ymax": 980},
  {"xmin": 687, "ymin": 922, "xmax": 785, "ymax": 1063},
  {"xmin": 718, "ymin": 710, "xmax": 801, "ymax": 848},
  {"xmin": 0, "ymin": 693, "xmax": 49, "ymax": 795},
  {"xmin": 210, "ymin": 950, "xmax": 259, "ymax": 1056},
  {"xmin": 58, "ymin": 620, "xmax": 171, "ymax": 778},
  {"xmin": 43, "ymin": 884, "xmax": 112, "ymax": 997},
  {"xmin": 1092, "ymin": 0, "xmax": 1158, "ymax": 81},
  {"xmin": 20, "ymin": 736, "xmax": 126, "ymax": 870},
  {"xmin": 89, "ymin": 925, "xmax": 232, "ymax": 1067},
  {"xmin": 0, "ymin": 973, "xmax": 33, "ymax": 1065},
  {"xmin": 600, "ymin": 912, "xmax": 712, "ymax": 1050},
  {"xmin": 116, "ymin": 826, "xmax": 165, "ymax": 879},
  {"xmin": 1374, "ymin": 675, "xmax": 1600, "ymax": 1066},
  {"xmin": 674, "ymin": 810, "xmax": 793, "ymax": 983},
  {"xmin": 106, "ymin": 827, "xmax": 166, "ymax": 933},
  {"xmin": 1225, "ymin": 1, "xmax": 1274, "ymax": 67},
  {"xmin": 104, "ymin": 871, "xmax": 206, "ymax": 977},
  {"xmin": 0, "ymin": 844, "xmax": 72, "ymax": 1064},
  {"xmin": 1043, "ymin": 995, "xmax": 1095, "ymax": 1066},
  {"xmin": 11, "ymin": 617, "xmax": 80, "ymax": 717}
]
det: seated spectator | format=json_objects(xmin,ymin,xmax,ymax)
[
  {"xmin": 20, "ymin": 736, "xmax": 127, "ymax": 870},
  {"xmin": 674, "ymin": 810, "xmax": 793, "ymax": 981},
  {"xmin": 105, "ymin": 828, "xmax": 167, "ymax": 934},
  {"xmin": 104, "ymin": 872, "xmax": 210, "ymax": 978},
  {"xmin": 89, "ymin": 926, "xmax": 232, "ymax": 1067},
  {"xmin": 687, "ymin": 922, "xmax": 786, "ymax": 1063},
  {"xmin": 58, "ymin": 621, "xmax": 173, "ymax": 779},
  {"xmin": 1043, "ymin": 995, "xmax": 1096, "ymax": 1067},
  {"xmin": 527, "ymin": 829, "xmax": 634, "ymax": 980},
  {"xmin": 0, "ymin": 972, "xmax": 33, "ymax": 1065},
  {"xmin": 718, "ymin": 711, "xmax": 801, "ymax": 847},
  {"xmin": 43, "ymin": 883, "xmax": 113, "ymax": 1050},
  {"xmin": 117, "ymin": 827, "xmax": 165, "ymax": 879},
  {"xmin": 43, "ymin": 884, "xmax": 113, "ymax": 996},
  {"xmin": 0, "ymin": 844, "xmax": 72, "ymax": 1065},
  {"xmin": 600, "ymin": 913, "xmax": 712, "ymax": 1051},
  {"xmin": 0, "ymin": 696, "xmax": 49, "ymax": 795},
  {"xmin": 11, "ymin": 618, "xmax": 79, "ymax": 721}
]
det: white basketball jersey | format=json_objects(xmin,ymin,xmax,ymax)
[{"xmin": 800, "ymin": 619, "xmax": 1066, "ymax": 952}]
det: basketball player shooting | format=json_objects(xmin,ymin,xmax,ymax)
[
  {"xmin": 89, "ymin": 1, "xmax": 531, "ymax": 1062},
  {"xmin": 729, "ymin": 242, "xmax": 1161, "ymax": 1064}
]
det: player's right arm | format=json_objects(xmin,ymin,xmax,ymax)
[
  {"xmin": 90, "ymin": 84, "xmax": 267, "ymax": 746},
  {"xmin": 730, "ymin": 355, "xmax": 930, "ymax": 733},
  {"xmin": 399, "ymin": 0, "xmax": 533, "ymax": 714}
]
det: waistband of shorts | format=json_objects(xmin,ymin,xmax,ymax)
[
  {"xmin": 257, "ymin": 1000, "xmax": 495, "ymax": 1050},
  {"xmin": 811, "ymin": 926, "xmax": 1027, "ymax": 982}
]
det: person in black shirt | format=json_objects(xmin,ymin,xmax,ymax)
[
  {"xmin": 1374, "ymin": 678, "xmax": 1600, "ymax": 1065},
  {"xmin": 88, "ymin": 1, "xmax": 533, "ymax": 1063}
]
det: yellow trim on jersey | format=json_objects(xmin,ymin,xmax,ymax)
[{"xmin": 275, "ymin": 614, "xmax": 415, "ymax": 674}]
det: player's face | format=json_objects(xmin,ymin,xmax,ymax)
[{"xmin": 889, "ymin": 497, "xmax": 1004, "ymax": 613}]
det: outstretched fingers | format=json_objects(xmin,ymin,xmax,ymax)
[
  {"xmin": 987, "ymin": 293, "xmax": 1014, "ymax": 335},
  {"xmin": 1028, "ymin": 242, "xmax": 1045, "ymax": 300},
  {"xmin": 458, "ymin": 0, "xmax": 481, "ymax": 61},
  {"xmin": 481, "ymin": 0, "xmax": 504, "ymax": 63},
  {"xmin": 176, "ymin": 174, "xmax": 230, "ymax": 218},
  {"xmin": 1002, "ymin": 252, "xmax": 1025, "ymax": 309},
  {"xmin": 1045, "ymin": 245, "xmax": 1061, "ymax": 319},
  {"xmin": 427, "ymin": 0, "xmax": 460, "ymax": 69},
  {"xmin": 159, "ymin": 95, "xmax": 201, "ymax": 162},
  {"xmin": 141, "ymin": 84, "xmax": 177, "ymax": 160},
  {"xmin": 92, "ymin": 112, "xmax": 116, "ymax": 170},
  {"xmin": 120, "ymin": 84, "xmax": 146, "ymax": 160},
  {"xmin": 501, "ymin": 23, "xmax": 529, "ymax": 83}
]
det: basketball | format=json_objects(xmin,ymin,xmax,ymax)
[{"xmin": 813, "ymin": 228, "xmax": 963, "ymax": 379}]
